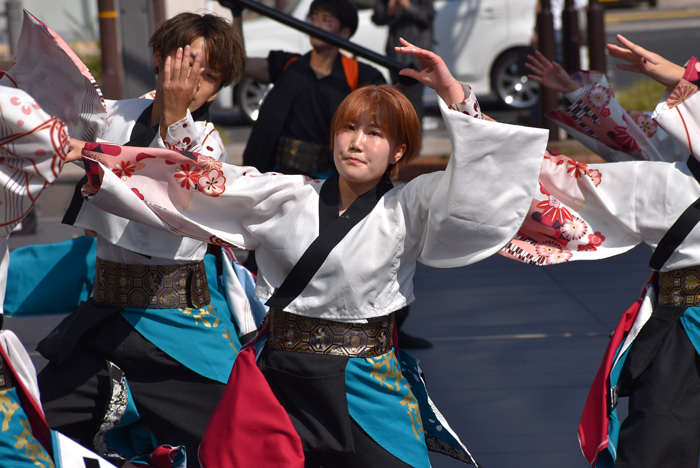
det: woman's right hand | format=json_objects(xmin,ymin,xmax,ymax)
[
  {"xmin": 608, "ymin": 34, "xmax": 684, "ymax": 88},
  {"xmin": 526, "ymin": 50, "xmax": 580, "ymax": 94}
]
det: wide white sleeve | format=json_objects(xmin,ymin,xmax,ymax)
[
  {"xmin": 653, "ymin": 68, "xmax": 700, "ymax": 159},
  {"xmin": 153, "ymin": 111, "xmax": 228, "ymax": 163},
  {"xmin": 80, "ymin": 144, "xmax": 318, "ymax": 251},
  {"xmin": 402, "ymin": 93, "xmax": 549, "ymax": 268},
  {"xmin": 0, "ymin": 86, "xmax": 69, "ymax": 306}
]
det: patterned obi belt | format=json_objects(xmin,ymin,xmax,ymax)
[
  {"xmin": 659, "ymin": 266, "xmax": 700, "ymax": 307},
  {"xmin": 93, "ymin": 257, "xmax": 210, "ymax": 309},
  {"xmin": 268, "ymin": 308, "xmax": 394, "ymax": 358},
  {"xmin": 277, "ymin": 137, "xmax": 334, "ymax": 175}
]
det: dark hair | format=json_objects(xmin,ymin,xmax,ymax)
[
  {"xmin": 149, "ymin": 12, "xmax": 245, "ymax": 88},
  {"xmin": 331, "ymin": 85, "xmax": 421, "ymax": 177},
  {"xmin": 308, "ymin": 0, "xmax": 359, "ymax": 37}
]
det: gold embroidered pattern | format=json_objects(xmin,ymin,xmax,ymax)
[
  {"xmin": 268, "ymin": 309, "xmax": 392, "ymax": 358},
  {"xmin": 93, "ymin": 257, "xmax": 210, "ymax": 309},
  {"xmin": 659, "ymin": 267, "xmax": 700, "ymax": 306},
  {"xmin": 368, "ymin": 351, "xmax": 423, "ymax": 440}
]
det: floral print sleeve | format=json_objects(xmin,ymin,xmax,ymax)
[
  {"xmin": 550, "ymin": 71, "xmax": 688, "ymax": 163},
  {"xmin": 500, "ymin": 151, "xmax": 645, "ymax": 266},
  {"xmin": 653, "ymin": 58, "xmax": 700, "ymax": 159},
  {"xmin": 157, "ymin": 111, "xmax": 227, "ymax": 163},
  {"xmin": 446, "ymin": 84, "xmax": 483, "ymax": 119}
]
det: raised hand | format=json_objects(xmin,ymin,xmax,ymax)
[
  {"xmin": 526, "ymin": 50, "xmax": 580, "ymax": 94},
  {"xmin": 160, "ymin": 45, "xmax": 204, "ymax": 139},
  {"xmin": 395, "ymin": 38, "xmax": 464, "ymax": 105},
  {"xmin": 608, "ymin": 34, "xmax": 684, "ymax": 88}
]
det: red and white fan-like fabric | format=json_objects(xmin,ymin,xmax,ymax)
[{"xmin": 1, "ymin": 10, "xmax": 106, "ymax": 143}]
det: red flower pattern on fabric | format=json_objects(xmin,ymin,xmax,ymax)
[
  {"xmin": 600, "ymin": 107, "xmax": 611, "ymax": 117},
  {"xmin": 113, "ymin": 160, "xmax": 136, "ymax": 180},
  {"xmin": 631, "ymin": 112, "xmax": 657, "ymax": 138},
  {"xmin": 174, "ymin": 164, "xmax": 202, "ymax": 190},
  {"xmin": 577, "ymin": 244, "xmax": 597, "ymax": 252},
  {"xmin": 536, "ymin": 195, "xmax": 573, "ymax": 226},
  {"xmin": 561, "ymin": 216, "xmax": 587, "ymax": 241},
  {"xmin": 613, "ymin": 126, "xmax": 642, "ymax": 154},
  {"xmin": 198, "ymin": 169, "xmax": 226, "ymax": 197},
  {"xmin": 588, "ymin": 231, "xmax": 605, "ymax": 247},
  {"xmin": 566, "ymin": 160, "xmax": 588, "ymax": 178},
  {"xmin": 132, "ymin": 188, "xmax": 144, "ymax": 200}
]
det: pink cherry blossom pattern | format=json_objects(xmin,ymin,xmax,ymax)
[
  {"xmin": 546, "ymin": 250, "xmax": 573, "ymax": 265},
  {"xmin": 174, "ymin": 163, "xmax": 201, "ymax": 190},
  {"xmin": 634, "ymin": 113, "xmax": 657, "ymax": 138},
  {"xmin": 578, "ymin": 243, "xmax": 598, "ymax": 252},
  {"xmin": 587, "ymin": 168, "xmax": 602, "ymax": 187},
  {"xmin": 198, "ymin": 169, "xmax": 226, "ymax": 197},
  {"xmin": 600, "ymin": 107, "xmax": 611, "ymax": 117},
  {"xmin": 535, "ymin": 240, "xmax": 563, "ymax": 257},
  {"xmin": 536, "ymin": 195, "xmax": 573, "ymax": 226}
]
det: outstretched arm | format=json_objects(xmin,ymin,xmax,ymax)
[
  {"xmin": 608, "ymin": 34, "xmax": 684, "ymax": 88},
  {"xmin": 395, "ymin": 38, "xmax": 465, "ymax": 105},
  {"xmin": 526, "ymin": 50, "xmax": 580, "ymax": 94}
]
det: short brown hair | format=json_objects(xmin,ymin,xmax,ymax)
[
  {"xmin": 149, "ymin": 12, "xmax": 245, "ymax": 88},
  {"xmin": 331, "ymin": 85, "xmax": 421, "ymax": 177}
]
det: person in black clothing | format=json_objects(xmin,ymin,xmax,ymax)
[
  {"xmin": 372, "ymin": 0, "xmax": 434, "ymax": 122},
  {"xmin": 243, "ymin": 0, "xmax": 386, "ymax": 178}
]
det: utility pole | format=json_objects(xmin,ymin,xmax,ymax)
[
  {"xmin": 561, "ymin": 0, "xmax": 581, "ymax": 73},
  {"xmin": 537, "ymin": 0, "xmax": 559, "ymax": 140},
  {"xmin": 98, "ymin": 0, "xmax": 122, "ymax": 99},
  {"xmin": 587, "ymin": 0, "xmax": 606, "ymax": 73},
  {"xmin": 5, "ymin": 0, "xmax": 22, "ymax": 56},
  {"xmin": 152, "ymin": 0, "xmax": 165, "ymax": 27}
]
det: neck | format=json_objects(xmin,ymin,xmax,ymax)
[
  {"xmin": 310, "ymin": 47, "xmax": 339, "ymax": 79},
  {"xmin": 337, "ymin": 175, "xmax": 381, "ymax": 214}
]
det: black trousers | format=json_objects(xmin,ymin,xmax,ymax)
[
  {"xmin": 258, "ymin": 346, "xmax": 413, "ymax": 468},
  {"xmin": 617, "ymin": 305, "xmax": 700, "ymax": 468},
  {"xmin": 38, "ymin": 311, "xmax": 225, "ymax": 468}
]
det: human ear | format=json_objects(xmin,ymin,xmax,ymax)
[
  {"xmin": 206, "ymin": 91, "xmax": 220, "ymax": 103},
  {"xmin": 390, "ymin": 143, "xmax": 407, "ymax": 164},
  {"xmin": 153, "ymin": 51, "xmax": 162, "ymax": 68}
]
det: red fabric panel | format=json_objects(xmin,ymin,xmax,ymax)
[
  {"xmin": 198, "ymin": 347, "xmax": 305, "ymax": 468},
  {"xmin": 0, "ymin": 345, "xmax": 52, "ymax": 457},
  {"xmin": 578, "ymin": 297, "xmax": 644, "ymax": 467}
]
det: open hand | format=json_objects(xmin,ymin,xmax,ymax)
[
  {"xmin": 395, "ymin": 38, "xmax": 464, "ymax": 105},
  {"xmin": 526, "ymin": 50, "xmax": 580, "ymax": 94},
  {"xmin": 160, "ymin": 45, "xmax": 204, "ymax": 138},
  {"xmin": 607, "ymin": 34, "xmax": 684, "ymax": 88}
]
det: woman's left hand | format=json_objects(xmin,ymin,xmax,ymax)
[
  {"xmin": 65, "ymin": 138, "xmax": 86, "ymax": 163},
  {"xmin": 395, "ymin": 38, "xmax": 465, "ymax": 105}
]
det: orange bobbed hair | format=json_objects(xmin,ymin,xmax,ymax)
[{"xmin": 330, "ymin": 85, "xmax": 421, "ymax": 177}]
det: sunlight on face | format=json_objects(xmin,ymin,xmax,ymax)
[{"xmin": 334, "ymin": 110, "xmax": 405, "ymax": 187}]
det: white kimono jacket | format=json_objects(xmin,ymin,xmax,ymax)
[
  {"xmin": 502, "ymin": 60, "xmax": 700, "ymax": 270},
  {"xmin": 79, "ymin": 88, "xmax": 549, "ymax": 322},
  {"xmin": 72, "ymin": 97, "xmax": 228, "ymax": 264}
]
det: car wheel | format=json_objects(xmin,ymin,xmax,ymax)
[
  {"xmin": 491, "ymin": 49, "xmax": 539, "ymax": 109},
  {"xmin": 235, "ymin": 77, "xmax": 274, "ymax": 123}
]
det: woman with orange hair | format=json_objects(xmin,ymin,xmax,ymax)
[{"xmin": 66, "ymin": 40, "xmax": 549, "ymax": 467}]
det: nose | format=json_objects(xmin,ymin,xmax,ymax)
[{"xmin": 350, "ymin": 130, "xmax": 365, "ymax": 150}]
